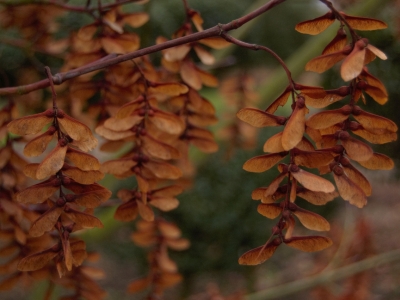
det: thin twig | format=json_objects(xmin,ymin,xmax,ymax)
[{"xmin": 0, "ymin": 0, "xmax": 286, "ymax": 96}]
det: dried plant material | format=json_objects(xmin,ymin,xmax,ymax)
[
  {"xmin": 181, "ymin": 60, "xmax": 202, "ymax": 90},
  {"xmin": 263, "ymin": 132, "xmax": 285, "ymax": 153},
  {"xmin": 142, "ymin": 134, "xmax": 180, "ymax": 160},
  {"xmin": 341, "ymin": 136, "xmax": 373, "ymax": 162},
  {"xmin": 297, "ymin": 188, "xmax": 338, "ymax": 205},
  {"xmin": 291, "ymin": 167, "xmax": 335, "ymax": 193},
  {"xmin": 257, "ymin": 203, "xmax": 281, "ymax": 219},
  {"xmin": 237, "ymin": 108, "xmax": 286, "ymax": 128},
  {"xmin": 352, "ymin": 108, "xmax": 398, "ymax": 133},
  {"xmin": 148, "ymin": 82, "xmax": 188, "ymax": 96},
  {"xmin": 264, "ymin": 172, "xmax": 287, "ymax": 197},
  {"xmin": 243, "ymin": 152, "xmax": 287, "ymax": 173},
  {"xmin": 66, "ymin": 148, "xmax": 101, "ymax": 171},
  {"xmin": 238, "ymin": 241, "xmax": 280, "ymax": 265},
  {"xmin": 323, "ymin": 28, "xmax": 347, "ymax": 55},
  {"xmin": 149, "ymin": 110, "xmax": 184, "ymax": 135},
  {"xmin": 72, "ymin": 189, "xmax": 112, "ymax": 208},
  {"xmin": 282, "ymin": 99, "xmax": 306, "ymax": 150},
  {"xmin": 36, "ymin": 141, "xmax": 68, "ymax": 180},
  {"xmin": 266, "ymin": 87, "xmax": 291, "ymax": 114},
  {"xmin": 101, "ymin": 158, "xmax": 137, "ymax": 176},
  {"xmin": 357, "ymin": 153, "xmax": 394, "ymax": 170},
  {"xmin": 18, "ymin": 246, "xmax": 59, "ymax": 271},
  {"xmin": 293, "ymin": 208, "xmax": 330, "ymax": 231},
  {"xmin": 62, "ymin": 165, "xmax": 104, "ymax": 184},
  {"xmin": 127, "ymin": 277, "xmax": 150, "ymax": 293},
  {"xmin": 57, "ymin": 111, "xmax": 97, "ymax": 151},
  {"xmin": 64, "ymin": 207, "xmax": 103, "ymax": 229},
  {"xmin": 342, "ymin": 14, "xmax": 387, "ymax": 31},
  {"xmin": 305, "ymin": 49, "xmax": 348, "ymax": 73},
  {"xmin": 144, "ymin": 160, "xmax": 182, "ymax": 179},
  {"xmin": 306, "ymin": 107, "xmax": 350, "ymax": 129},
  {"xmin": 333, "ymin": 167, "xmax": 367, "ymax": 208},
  {"xmin": 341, "ymin": 39, "xmax": 367, "ymax": 81},
  {"xmin": 285, "ymin": 236, "xmax": 332, "ymax": 252},
  {"xmin": 103, "ymin": 115, "xmax": 143, "ymax": 131},
  {"xmin": 293, "ymin": 149, "xmax": 334, "ymax": 168},
  {"xmin": 29, "ymin": 206, "xmax": 63, "ymax": 237},
  {"xmin": 115, "ymin": 201, "xmax": 138, "ymax": 222},
  {"xmin": 16, "ymin": 179, "xmax": 60, "ymax": 204},
  {"xmin": 7, "ymin": 110, "xmax": 52, "ymax": 136},
  {"xmin": 121, "ymin": 12, "xmax": 149, "ymax": 28},
  {"xmin": 101, "ymin": 34, "xmax": 140, "ymax": 54},
  {"xmin": 23, "ymin": 126, "xmax": 56, "ymax": 157},
  {"xmin": 295, "ymin": 12, "xmax": 335, "ymax": 35},
  {"xmin": 199, "ymin": 37, "xmax": 231, "ymax": 49}
]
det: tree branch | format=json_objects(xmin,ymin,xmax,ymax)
[{"xmin": 0, "ymin": 0, "xmax": 286, "ymax": 96}]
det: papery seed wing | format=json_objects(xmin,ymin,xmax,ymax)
[
  {"xmin": 127, "ymin": 277, "xmax": 150, "ymax": 293},
  {"xmin": 353, "ymin": 110, "xmax": 397, "ymax": 132},
  {"xmin": 18, "ymin": 246, "xmax": 59, "ymax": 271},
  {"xmin": 264, "ymin": 172, "xmax": 287, "ymax": 197},
  {"xmin": 322, "ymin": 28, "xmax": 347, "ymax": 55},
  {"xmin": 149, "ymin": 197, "xmax": 179, "ymax": 211},
  {"xmin": 343, "ymin": 14, "xmax": 387, "ymax": 31},
  {"xmin": 291, "ymin": 169, "xmax": 335, "ymax": 193},
  {"xmin": 295, "ymin": 12, "xmax": 335, "ymax": 35},
  {"xmin": 36, "ymin": 142, "xmax": 68, "ymax": 180},
  {"xmin": 23, "ymin": 126, "xmax": 56, "ymax": 157},
  {"xmin": 293, "ymin": 150, "xmax": 334, "ymax": 168},
  {"xmin": 237, "ymin": 108, "xmax": 285, "ymax": 128},
  {"xmin": 142, "ymin": 134, "xmax": 180, "ymax": 160},
  {"xmin": 73, "ymin": 189, "xmax": 112, "ymax": 208},
  {"xmin": 341, "ymin": 137, "xmax": 373, "ymax": 162},
  {"xmin": 114, "ymin": 201, "xmax": 138, "ymax": 222},
  {"xmin": 152, "ymin": 185, "xmax": 183, "ymax": 197},
  {"xmin": 306, "ymin": 109, "xmax": 349, "ymax": 129},
  {"xmin": 29, "ymin": 206, "xmax": 63, "ymax": 237},
  {"xmin": 293, "ymin": 208, "xmax": 330, "ymax": 231},
  {"xmin": 266, "ymin": 88, "xmax": 291, "ymax": 114},
  {"xmin": 64, "ymin": 207, "xmax": 103, "ymax": 229},
  {"xmin": 57, "ymin": 113, "xmax": 97, "ymax": 151},
  {"xmin": 305, "ymin": 51, "xmax": 347, "ymax": 73},
  {"xmin": 263, "ymin": 132, "xmax": 285, "ymax": 153},
  {"xmin": 333, "ymin": 172, "xmax": 367, "ymax": 208},
  {"xmin": 243, "ymin": 152, "xmax": 287, "ymax": 173},
  {"xmin": 238, "ymin": 243, "xmax": 279, "ymax": 265},
  {"xmin": 341, "ymin": 46, "xmax": 366, "ymax": 81},
  {"xmin": 193, "ymin": 45, "xmax": 215, "ymax": 65},
  {"xmin": 149, "ymin": 111, "xmax": 184, "ymax": 135},
  {"xmin": 143, "ymin": 160, "xmax": 182, "ymax": 180},
  {"xmin": 181, "ymin": 60, "xmax": 202, "ymax": 90},
  {"xmin": 137, "ymin": 201, "xmax": 154, "ymax": 221},
  {"xmin": 103, "ymin": 115, "xmax": 143, "ymax": 131},
  {"xmin": 66, "ymin": 147, "xmax": 100, "ymax": 171},
  {"xmin": 100, "ymin": 158, "xmax": 137, "ymax": 176},
  {"xmin": 16, "ymin": 179, "xmax": 59, "ymax": 204},
  {"xmin": 62, "ymin": 166, "xmax": 104, "ymax": 185},
  {"xmin": 285, "ymin": 236, "xmax": 332, "ymax": 252},
  {"xmin": 297, "ymin": 188, "xmax": 338, "ymax": 205},
  {"xmin": 342, "ymin": 164, "xmax": 372, "ymax": 196},
  {"xmin": 149, "ymin": 82, "xmax": 189, "ymax": 96},
  {"xmin": 358, "ymin": 153, "xmax": 394, "ymax": 170},
  {"xmin": 282, "ymin": 106, "xmax": 306, "ymax": 150},
  {"xmin": 257, "ymin": 203, "xmax": 282, "ymax": 219},
  {"xmin": 7, "ymin": 111, "xmax": 52, "ymax": 136}
]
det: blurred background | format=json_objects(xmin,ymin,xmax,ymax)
[{"xmin": 0, "ymin": 0, "xmax": 400, "ymax": 299}]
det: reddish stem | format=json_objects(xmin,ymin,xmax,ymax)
[{"xmin": 0, "ymin": 0, "xmax": 286, "ymax": 96}]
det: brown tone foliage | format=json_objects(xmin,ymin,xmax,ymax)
[{"xmin": 0, "ymin": 0, "xmax": 396, "ymax": 299}]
